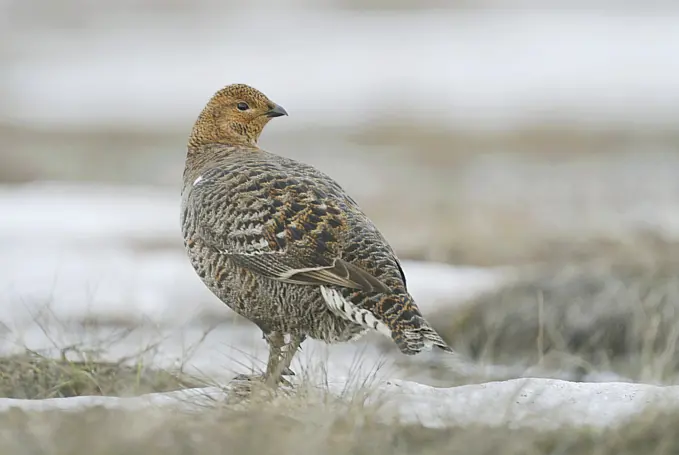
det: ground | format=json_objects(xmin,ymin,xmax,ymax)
[
  {"xmin": 1, "ymin": 385, "xmax": 678, "ymax": 455},
  {"xmin": 1, "ymin": 242, "xmax": 678, "ymax": 453}
]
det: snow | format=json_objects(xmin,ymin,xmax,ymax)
[
  {"xmin": 0, "ymin": 183, "xmax": 178, "ymax": 244},
  {"xmin": 4, "ymin": 10, "xmax": 679, "ymax": 131},
  {"xmin": 1, "ymin": 377, "xmax": 678, "ymax": 431}
]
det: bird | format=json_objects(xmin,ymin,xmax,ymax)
[{"xmin": 180, "ymin": 83, "xmax": 453, "ymax": 387}]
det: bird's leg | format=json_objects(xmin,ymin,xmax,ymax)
[
  {"xmin": 263, "ymin": 331, "xmax": 285, "ymax": 385},
  {"xmin": 231, "ymin": 332, "xmax": 304, "ymax": 390},
  {"xmin": 264, "ymin": 333, "xmax": 304, "ymax": 388},
  {"xmin": 261, "ymin": 332, "xmax": 295, "ymax": 376}
]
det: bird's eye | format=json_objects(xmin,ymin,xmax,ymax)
[{"xmin": 237, "ymin": 102, "xmax": 249, "ymax": 111}]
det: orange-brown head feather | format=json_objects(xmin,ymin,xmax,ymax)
[{"xmin": 188, "ymin": 83, "xmax": 287, "ymax": 149}]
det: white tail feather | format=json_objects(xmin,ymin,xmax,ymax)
[{"xmin": 320, "ymin": 286, "xmax": 392, "ymax": 339}]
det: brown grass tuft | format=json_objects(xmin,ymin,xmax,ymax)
[
  {"xmin": 0, "ymin": 350, "xmax": 205, "ymax": 399},
  {"xmin": 415, "ymin": 256, "xmax": 679, "ymax": 384},
  {"xmin": 0, "ymin": 389, "xmax": 678, "ymax": 455}
]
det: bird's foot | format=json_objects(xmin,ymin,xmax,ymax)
[
  {"xmin": 226, "ymin": 374, "xmax": 276, "ymax": 402},
  {"xmin": 231, "ymin": 372, "xmax": 293, "ymax": 389},
  {"xmin": 232, "ymin": 365, "xmax": 295, "ymax": 379}
]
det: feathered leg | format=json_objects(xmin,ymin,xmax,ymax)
[
  {"xmin": 232, "ymin": 332, "xmax": 304, "ymax": 390},
  {"xmin": 264, "ymin": 332, "xmax": 304, "ymax": 388}
]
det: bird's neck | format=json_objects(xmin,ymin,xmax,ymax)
[
  {"xmin": 188, "ymin": 117, "xmax": 261, "ymax": 149},
  {"xmin": 182, "ymin": 142, "xmax": 259, "ymax": 187}
]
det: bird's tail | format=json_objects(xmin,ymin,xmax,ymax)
[{"xmin": 379, "ymin": 293, "xmax": 453, "ymax": 355}]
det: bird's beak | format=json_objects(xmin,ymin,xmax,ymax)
[{"xmin": 266, "ymin": 104, "xmax": 288, "ymax": 118}]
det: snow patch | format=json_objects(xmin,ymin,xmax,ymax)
[{"xmin": 1, "ymin": 377, "xmax": 678, "ymax": 431}]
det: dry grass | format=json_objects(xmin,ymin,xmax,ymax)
[
  {"xmin": 0, "ymin": 388, "xmax": 678, "ymax": 454},
  {"xmin": 0, "ymin": 350, "xmax": 205, "ymax": 399},
  {"xmin": 381, "ymin": 214, "xmax": 679, "ymax": 268},
  {"xmin": 0, "ymin": 307, "xmax": 210, "ymax": 399},
  {"xmin": 411, "ymin": 254, "xmax": 679, "ymax": 385},
  {"xmin": 350, "ymin": 120, "xmax": 679, "ymax": 162}
]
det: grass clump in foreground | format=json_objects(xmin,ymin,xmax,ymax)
[
  {"xmin": 0, "ymin": 386, "xmax": 677, "ymax": 455},
  {"xmin": 0, "ymin": 350, "xmax": 206, "ymax": 399},
  {"xmin": 418, "ymin": 255, "xmax": 679, "ymax": 385}
]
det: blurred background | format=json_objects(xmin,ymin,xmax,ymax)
[{"xmin": 1, "ymin": 0, "xmax": 679, "ymax": 387}]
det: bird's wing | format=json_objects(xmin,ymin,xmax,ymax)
[
  {"xmin": 229, "ymin": 252, "xmax": 391, "ymax": 292},
  {"xmin": 185, "ymin": 167, "xmax": 392, "ymax": 293}
]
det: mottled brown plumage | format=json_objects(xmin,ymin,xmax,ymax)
[{"xmin": 181, "ymin": 83, "xmax": 452, "ymax": 387}]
